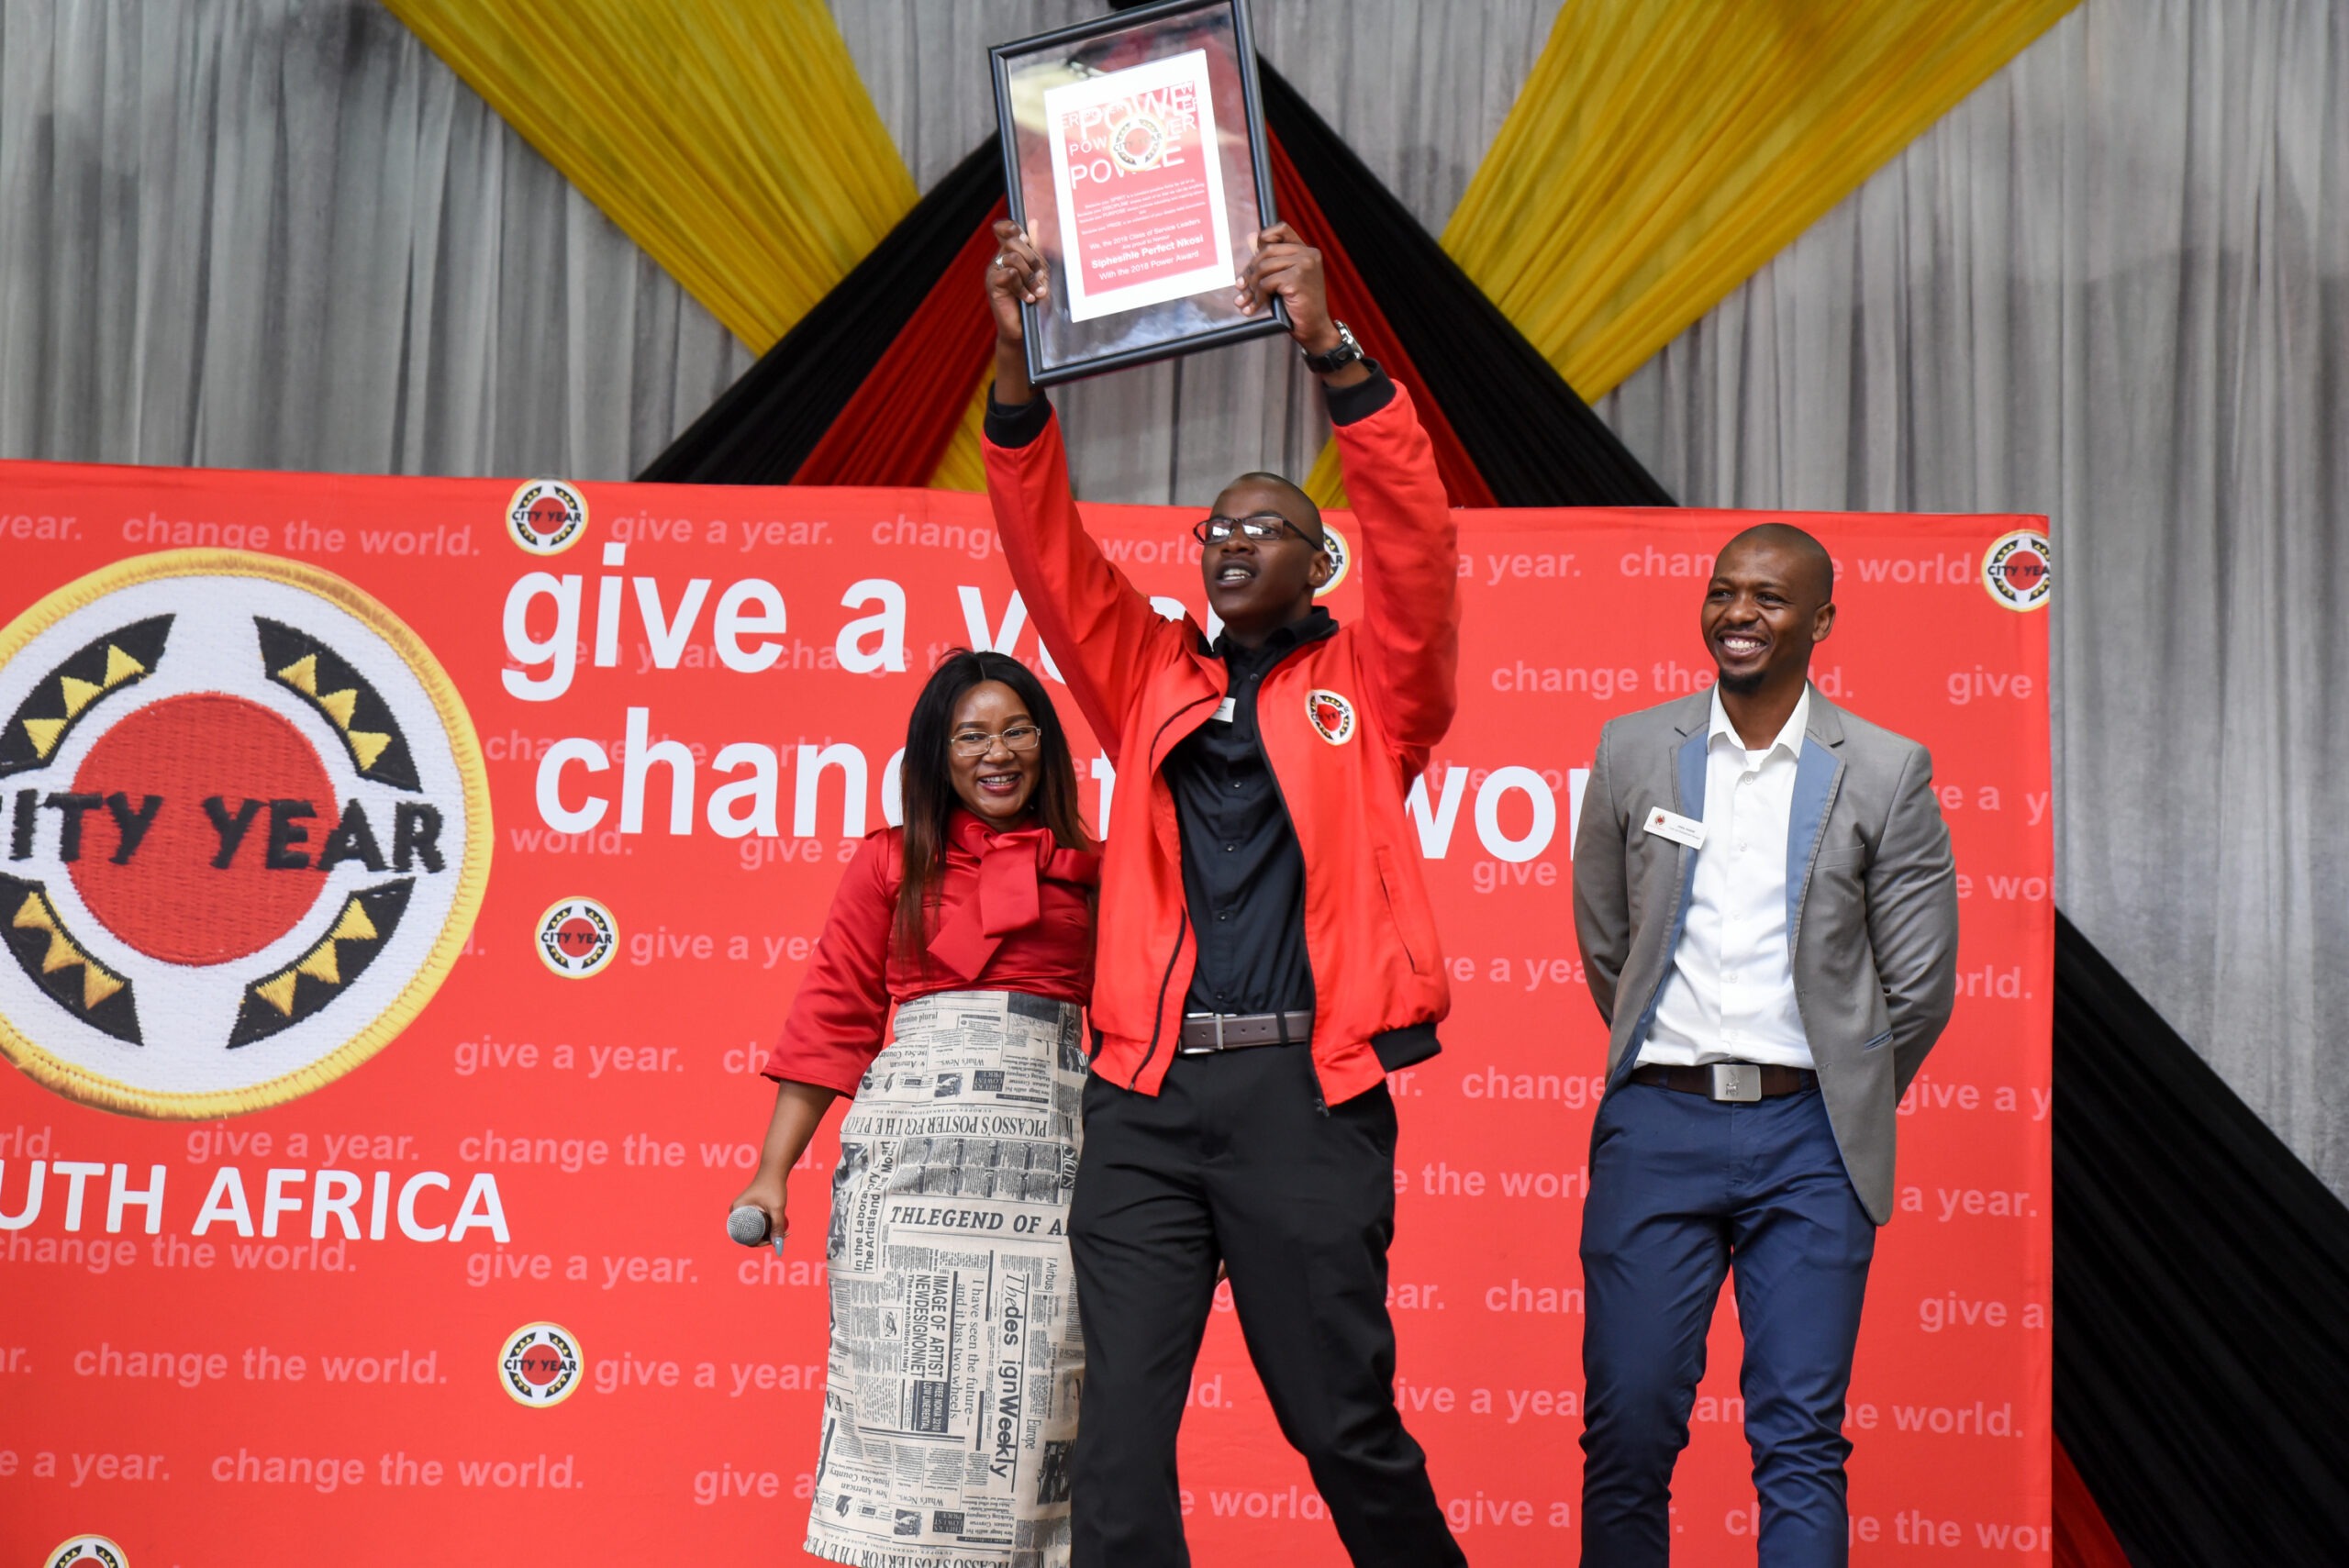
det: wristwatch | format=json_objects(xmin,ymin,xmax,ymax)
[{"xmin": 1300, "ymin": 320, "xmax": 1364, "ymax": 375}]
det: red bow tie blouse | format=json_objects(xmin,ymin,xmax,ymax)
[{"xmin": 761, "ymin": 810, "xmax": 1100, "ymax": 1094}]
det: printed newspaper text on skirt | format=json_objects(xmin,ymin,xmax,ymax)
[{"xmin": 811, "ymin": 990, "xmax": 1086, "ymax": 1568}]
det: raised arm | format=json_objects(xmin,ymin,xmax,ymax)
[
  {"xmin": 1231, "ymin": 227, "xmax": 1457, "ymax": 767},
  {"xmin": 1332, "ymin": 379, "xmax": 1459, "ymax": 766},
  {"xmin": 982, "ymin": 222, "xmax": 1186, "ymax": 758},
  {"xmin": 1867, "ymin": 743, "xmax": 1960, "ymax": 1099}
]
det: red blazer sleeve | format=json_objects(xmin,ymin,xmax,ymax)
[
  {"xmin": 985, "ymin": 408, "xmax": 1192, "ymax": 762},
  {"xmin": 762, "ymin": 832, "xmax": 897, "ymax": 1094},
  {"xmin": 1335, "ymin": 381, "xmax": 1460, "ymax": 777}
]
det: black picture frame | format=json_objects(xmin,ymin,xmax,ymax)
[{"xmin": 989, "ymin": 0, "xmax": 1288, "ymax": 387}]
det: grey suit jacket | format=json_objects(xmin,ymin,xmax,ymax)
[{"xmin": 1571, "ymin": 687, "xmax": 1958, "ymax": 1224}]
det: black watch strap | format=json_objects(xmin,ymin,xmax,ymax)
[{"xmin": 1301, "ymin": 320, "xmax": 1364, "ymax": 375}]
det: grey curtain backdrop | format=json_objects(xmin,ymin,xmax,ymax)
[
  {"xmin": 1598, "ymin": 0, "xmax": 2349, "ymax": 1197},
  {"xmin": 0, "ymin": 0, "xmax": 1555, "ymax": 490},
  {"xmin": 0, "ymin": 0, "xmax": 750, "ymax": 477},
  {"xmin": 830, "ymin": 0, "xmax": 1562, "ymax": 505}
]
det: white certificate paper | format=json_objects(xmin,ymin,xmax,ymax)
[{"xmin": 1041, "ymin": 50, "xmax": 1236, "ymax": 323}]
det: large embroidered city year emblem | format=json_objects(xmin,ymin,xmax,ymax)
[{"xmin": 0, "ymin": 551, "xmax": 490, "ymax": 1118}]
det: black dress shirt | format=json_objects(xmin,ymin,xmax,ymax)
[{"xmin": 1166, "ymin": 611, "xmax": 1336, "ymax": 1018}]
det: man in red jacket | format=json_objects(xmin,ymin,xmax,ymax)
[{"xmin": 983, "ymin": 220, "xmax": 1465, "ymax": 1568}]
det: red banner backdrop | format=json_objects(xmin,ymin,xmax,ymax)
[{"xmin": 0, "ymin": 462, "xmax": 2050, "ymax": 1565}]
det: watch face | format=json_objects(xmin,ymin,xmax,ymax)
[{"xmin": 1307, "ymin": 323, "xmax": 1360, "ymax": 369}]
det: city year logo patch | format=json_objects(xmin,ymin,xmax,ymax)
[
  {"xmin": 536, "ymin": 896, "xmax": 617, "ymax": 979},
  {"xmin": 1305, "ymin": 689, "xmax": 1355, "ymax": 745},
  {"xmin": 47, "ymin": 1536, "xmax": 127, "ymax": 1568},
  {"xmin": 505, "ymin": 480, "xmax": 588, "ymax": 557},
  {"xmin": 0, "ymin": 551, "xmax": 490, "ymax": 1118},
  {"xmin": 1981, "ymin": 528, "xmax": 2051, "ymax": 611},
  {"xmin": 499, "ymin": 1322, "xmax": 583, "ymax": 1407},
  {"xmin": 1314, "ymin": 522, "xmax": 1350, "ymax": 597}
]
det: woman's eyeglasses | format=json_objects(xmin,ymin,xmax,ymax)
[
  {"xmin": 1191, "ymin": 513, "xmax": 1316, "ymax": 546},
  {"xmin": 950, "ymin": 725, "xmax": 1043, "ymax": 758}
]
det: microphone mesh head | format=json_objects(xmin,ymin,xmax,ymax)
[{"xmin": 727, "ymin": 1206, "xmax": 770, "ymax": 1246}]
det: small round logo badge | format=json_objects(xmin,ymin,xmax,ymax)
[
  {"xmin": 48, "ymin": 1537, "xmax": 126, "ymax": 1568},
  {"xmin": 1306, "ymin": 689, "xmax": 1356, "ymax": 746},
  {"xmin": 536, "ymin": 896, "xmax": 617, "ymax": 979},
  {"xmin": 1981, "ymin": 529, "xmax": 2051, "ymax": 611},
  {"xmin": 505, "ymin": 480, "xmax": 588, "ymax": 557},
  {"xmin": 0, "ymin": 552, "xmax": 490, "ymax": 1118},
  {"xmin": 1315, "ymin": 523, "xmax": 1351, "ymax": 597},
  {"xmin": 499, "ymin": 1321, "xmax": 583, "ymax": 1407}
]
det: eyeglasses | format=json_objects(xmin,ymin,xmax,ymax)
[
  {"xmin": 1191, "ymin": 512, "xmax": 1316, "ymax": 546},
  {"xmin": 950, "ymin": 724, "xmax": 1043, "ymax": 758}
]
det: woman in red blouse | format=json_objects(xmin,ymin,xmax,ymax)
[{"xmin": 729, "ymin": 649, "xmax": 1097, "ymax": 1568}]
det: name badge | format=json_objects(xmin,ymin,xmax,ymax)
[
  {"xmin": 1642, "ymin": 807, "xmax": 1705, "ymax": 850},
  {"xmin": 1212, "ymin": 697, "xmax": 1237, "ymax": 724}
]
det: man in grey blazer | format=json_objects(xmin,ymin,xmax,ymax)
[{"xmin": 1571, "ymin": 523, "xmax": 1958, "ymax": 1566}]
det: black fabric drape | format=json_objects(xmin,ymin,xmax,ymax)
[
  {"xmin": 1257, "ymin": 66, "xmax": 1673, "ymax": 508},
  {"xmin": 2054, "ymin": 911, "xmax": 2349, "ymax": 1565},
  {"xmin": 638, "ymin": 139, "xmax": 1004, "ymax": 484}
]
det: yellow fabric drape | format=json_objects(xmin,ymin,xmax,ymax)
[
  {"xmin": 1442, "ymin": 0, "xmax": 2077, "ymax": 402},
  {"xmin": 926, "ymin": 379, "xmax": 993, "ymax": 493},
  {"xmin": 1301, "ymin": 429, "xmax": 1348, "ymax": 509},
  {"xmin": 386, "ymin": 0, "xmax": 918, "ymax": 353}
]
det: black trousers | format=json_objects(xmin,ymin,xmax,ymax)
[{"xmin": 1068, "ymin": 1044, "xmax": 1464, "ymax": 1568}]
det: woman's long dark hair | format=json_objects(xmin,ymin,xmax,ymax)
[{"xmin": 893, "ymin": 649, "xmax": 1091, "ymax": 967}]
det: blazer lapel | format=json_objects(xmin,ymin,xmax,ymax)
[
  {"xmin": 1616, "ymin": 719, "xmax": 1711, "ymax": 1084},
  {"xmin": 1674, "ymin": 724, "xmax": 1708, "ymax": 873},
  {"xmin": 1787, "ymin": 689, "xmax": 1848, "ymax": 955},
  {"xmin": 1666, "ymin": 723, "xmax": 1709, "ymax": 978}
]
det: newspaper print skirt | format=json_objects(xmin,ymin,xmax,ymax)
[{"xmin": 807, "ymin": 990, "xmax": 1087, "ymax": 1568}]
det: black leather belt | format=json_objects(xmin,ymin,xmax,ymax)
[
  {"xmin": 1178, "ymin": 1009, "xmax": 1313, "ymax": 1054},
  {"xmin": 1631, "ymin": 1062, "xmax": 1818, "ymax": 1103}
]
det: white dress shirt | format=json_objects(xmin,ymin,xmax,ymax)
[{"xmin": 1638, "ymin": 687, "xmax": 1815, "ymax": 1069}]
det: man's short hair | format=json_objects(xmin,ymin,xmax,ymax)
[
  {"xmin": 1225, "ymin": 471, "xmax": 1325, "ymax": 548},
  {"xmin": 1719, "ymin": 522, "xmax": 1833, "ymax": 602}
]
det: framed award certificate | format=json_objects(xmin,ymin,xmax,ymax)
[{"xmin": 990, "ymin": 0, "xmax": 1287, "ymax": 386}]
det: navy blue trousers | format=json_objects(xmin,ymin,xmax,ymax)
[{"xmin": 1580, "ymin": 1082, "xmax": 1876, "ymax": 1567}]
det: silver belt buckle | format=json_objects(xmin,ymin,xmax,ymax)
[
  {"xmin": 1180, "ymin": 1012, "xmax": 1225, "ymax": 1055},
  {"xmin": 1709, "ymin": 1062, "xmax": 1762, "ymax": 1103}
]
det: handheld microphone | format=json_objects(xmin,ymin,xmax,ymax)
[{"xmin": 728, "ymin": 1206, "xmax": 784, "ymax": 1254}]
